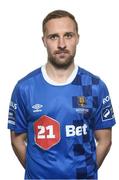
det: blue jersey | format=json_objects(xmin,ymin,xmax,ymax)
[{"xmin": 8, "ymin": 66, "xmax": 116, "ymax": 179}]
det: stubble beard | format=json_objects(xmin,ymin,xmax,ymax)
[{"xmin": 48, "ymin": 53, "xmax": 75, "ymax": 70}]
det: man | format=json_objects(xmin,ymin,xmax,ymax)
[{"xmin": 8, "ymin": 10, "xmax": 116, "ymax": 179}]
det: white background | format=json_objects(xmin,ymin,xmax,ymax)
[{"xmin": 0, "ymin": 0, "xmax": 119, "ymax": 179}]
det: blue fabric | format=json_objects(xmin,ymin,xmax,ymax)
[{"xmin": 8, "ymin": 67, "xmax": 116, "ymax": 179}]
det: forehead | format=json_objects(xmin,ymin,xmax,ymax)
[{"xmin": 44, "ymin": 17, "xmax": 77, "ymax": 34}]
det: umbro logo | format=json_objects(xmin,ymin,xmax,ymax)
[{"xmin": 32, "ymin": 104, "xmax": 43, "ymax": 112}]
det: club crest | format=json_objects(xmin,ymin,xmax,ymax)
[{"xmin": 77, "ymin": 96, "xmax": 86, "ymax": 107}]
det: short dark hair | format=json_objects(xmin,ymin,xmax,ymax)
[{"xmin": 42, "ymin": 10, "xmax": 78, "ymax": 34}]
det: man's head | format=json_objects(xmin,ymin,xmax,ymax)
[{"xmin": 42, "ymin": 10, "xmax": 79, "ymax": 69}]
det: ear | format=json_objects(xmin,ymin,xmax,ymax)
[
  {"xmin": 76, "ymin": 34, "xmax": 80, "ymax": 45},
  {"xmin": 42, "ymin": 36, "xmax": 47, "ymax": 47}
]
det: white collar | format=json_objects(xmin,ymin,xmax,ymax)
[{"xmin": 41, "ymin": 65, "xmax": 78, "ymax": 86}]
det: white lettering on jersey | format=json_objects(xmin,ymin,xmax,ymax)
[
  {"xmin": 103, "ymin": 96, "xmax": 110, "ymax": 105},
  {"xmin": 10, "ymin": 101, "xmax": 17, "ymax": 110},
  {"xmin": 65, "ymin": 124, "xmax": 88, "ymax": 137},
  {"xmin": 37, "ymin": 125, "xmax": 55, "ymax": 139}
]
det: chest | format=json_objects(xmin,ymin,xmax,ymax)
[{"xmin": 24, "ymin": 84, "xmax": 98, "ymax": 124}]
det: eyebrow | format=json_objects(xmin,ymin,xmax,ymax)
[
  {"xmin": 47, "ymin": 32, "xmax": 75, "ymax": 38},
  {"xmin": 64, "ymin": 32, "xmax": 75, "ymax": 36}
]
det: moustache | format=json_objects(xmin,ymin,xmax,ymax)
[{"xmin": 55, "ymin": 50, "xmax": 70, "ymax": 54}]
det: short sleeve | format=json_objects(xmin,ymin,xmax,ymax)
[
  {"xmin": 8, "ymin": 83, "xmax": 28, "ymax": 133},
  {"xmin": 94, "ymin": 79, "xmax": 116, "ymax": 130}
]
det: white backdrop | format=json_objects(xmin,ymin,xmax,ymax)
[{"xmin": 0, "ymin": 0, "xmax": 118, "ymax": 179}]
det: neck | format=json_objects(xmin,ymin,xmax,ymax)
[{"xmin": 45, "ymin": 62, "xmax": 75, "ymax": 83}]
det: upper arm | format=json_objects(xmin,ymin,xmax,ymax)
[
  {"xmin": 94, "ymin": 128, "xmax": 112, "ymax": 144},
  {"xmin": 10, "ymin": 131, "xmax": 27, "ymax": 145}
]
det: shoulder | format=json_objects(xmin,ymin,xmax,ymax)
[
  {"xmin": 74, "ymin": 66, "xmax": 101, "ymax": 85},
  {"xmin": 79, "ymin": 67, "xmax": 100, "ymax": 80},
  {"xmin": 19, "ymin": 67, "xmax": 41, "ymax": 83},
  {"xmin": 76, "ymin": 66, "xmax": 108, "ymax": 90},
  {"xmin": 14, "ymin": 67, "xmax": 42, "ymax": 92}
]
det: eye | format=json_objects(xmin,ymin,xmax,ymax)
[
  {"xmin": 49, "ymin": 34, "xmax": 59, "ymax": 40},
  {"xmin": 65, "ymin": 33, "xmax": 73, "ymax": 39}
]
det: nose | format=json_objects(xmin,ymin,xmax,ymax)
[{"xmin": 58, "ymin": 37, "xmax": 66, "ymax": 50}]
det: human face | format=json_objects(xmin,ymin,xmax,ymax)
[{"xmin": 42, "ymin": 17, "xmax": 79, "ymax": 69}]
